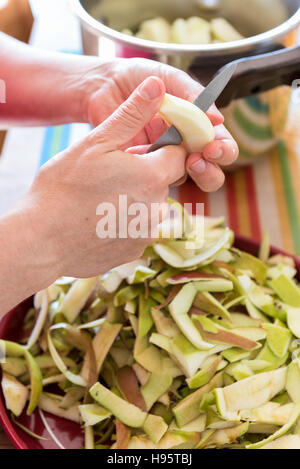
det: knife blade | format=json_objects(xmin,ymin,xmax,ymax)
[{"xmin": 148, "ymin": 62, "xmax": 237, "ymax": 153}]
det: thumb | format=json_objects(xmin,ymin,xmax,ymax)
[{"xmin": 92, "ymin": 76, "xmax": 165, "ymax": 150}]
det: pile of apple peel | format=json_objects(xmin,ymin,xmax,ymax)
[{"xmin": 2, "ymin": 201, "xmax": 300, "ymax": 450}]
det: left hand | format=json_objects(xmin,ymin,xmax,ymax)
[{"xmin": 81, "ymin": 58, "xmax": 239, "ymax": 192}]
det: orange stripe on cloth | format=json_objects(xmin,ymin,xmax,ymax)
[
  {"xmin": 234, "ymin": 169, "xmax": 252, "ymax": 238},
  {"xmin": 244, "ymin": 166, "xmax": 262, "ymax": 241},
  {"xmin": 178, "ymin": 180, "xmax": 210, "ymax": 216},
  {"xmin": 283, "ymin": 141, "xmax": 300, "ymax": 220},
  {"xmin": 225, "ymin": 173, "xmax": 239, "ymax": 233},
  {"xmin": 269, "ymin": 147, "xmax": 294, "ymax": 253}
]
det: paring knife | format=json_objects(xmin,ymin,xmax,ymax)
[{"xmin": 148, "ymin": 62, "xmax": 237, "ymax": 153}]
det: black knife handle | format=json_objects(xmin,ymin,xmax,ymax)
[{"xmin": 190, "ymin": 45, "xmax": 300, "ymax": 108}]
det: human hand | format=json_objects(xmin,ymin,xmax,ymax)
[
  {"xmin": 81, "ymin": 58, "xmax": 239, "ymax": 192},
  {"xmin": 25, "ymin": 76, "xmax": 186, "ymax": 280}
]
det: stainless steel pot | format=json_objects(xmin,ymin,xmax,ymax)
[
  {"xmin": 70, "ymin": 0, "xmax": 300, "ymax": 161},
  {"xmin": 71, "ymin": 0, "xmax": 300, "ymax": 59}
]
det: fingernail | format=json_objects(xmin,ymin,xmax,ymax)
[
  {"xmin": 190, "ymin": 158, "xmax": 206, "ymax": 174},
  {"xmin": 139, "ymin": 77, "xmax": 163, "ymax": 100},
  {"xmin": 210, "ymin": 149, "xmax": 223, "ymax": 160}
]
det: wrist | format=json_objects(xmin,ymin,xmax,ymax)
[{"xmin": 0, "ymin": 196, "xmax": 62, "ymax": 313}]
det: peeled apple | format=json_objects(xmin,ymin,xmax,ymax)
[
  {"xmin": 211, "ymin": 18, "xmax": 244, "ymax": 42},
  {"xmin": 159, "ymin": 94, "xmax": 215, "ymax": 153},
  {"xmin": 171, "ymin": 17, "xmax": 211, "ymax": 44}
]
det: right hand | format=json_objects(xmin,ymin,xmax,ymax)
[{"xmin": 24, "ymin": 76, "xmax": 187, "ymax": 280}]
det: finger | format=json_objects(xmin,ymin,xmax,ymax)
[
  {"xmin": 120, "ymin": 128, "xmax": 149, "ymax": 150},
  {"xmin": 90, "ymin": 76, "xmax": 165, "ymax": 150},
  {"xmin": 146, "ymin": 145, "xmax": 187, "ymax": 186},
  {"xmin": 186, "ymin": 153, "xmax": 225, "ymax": 192},
  {"xmin": 121, "ymin": 115, "xmax": 169, "ymax": 150},
  {"xmin": 202, "ymin": 138, "xmax": 239, "ymax": 166},
  {"xmin": 171, "ymin": 174, "xmax": 188, "ymax": 187},
  {"xmin": 126, "ymin": 144, "xmax": 150, "ymax": 155},
  {"xmin": 145, "ymin": 115, "xmax": 169, "ymax": 143}
]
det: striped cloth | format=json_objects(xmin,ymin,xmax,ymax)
[{"xmin": 29, "ymin": 111, "xmax": 300, "ymax": 257}]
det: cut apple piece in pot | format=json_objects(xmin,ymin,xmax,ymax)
[
  {"xmin": 139, "ymin": 17, "xmax": 171, "ymax": 43},
  {"xmin": 171, "ymin": 17, "xmax": 211, "ymax": 44},
  {"xmin": 211, "ymin": 18, "xmax": 244, "ymax": 42}
]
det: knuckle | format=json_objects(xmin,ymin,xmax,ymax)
[{"xmin": 119, "ymin": 100, "xmax": 145, "ymax": 128}]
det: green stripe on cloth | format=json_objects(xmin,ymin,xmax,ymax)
[
  {"xmin": 50, "ymin": 126, "xmax": 64, "ymax": 158},
  {"xmin": 245, "ymin": 96, "xmax": 269, "ymax": 114},
  {"xmin": 277, "ymin": 141, "xmax": 300, "ymax": 255},
  {"xmin": 233, "ymin": 107, "xmax": 273, "ymax": 140}
]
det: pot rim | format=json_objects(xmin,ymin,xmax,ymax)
[{"xmin": 70, "ymin": 0, "xmax": 300, "ymax": 55}]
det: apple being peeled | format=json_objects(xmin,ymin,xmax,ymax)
[{"xmin": 159, "ymin": 94, "xmax": 215, "ymax": 153}]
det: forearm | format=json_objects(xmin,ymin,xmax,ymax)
[
  {"xmin": 0, "ymin": 198, "xmax": 60, "ymax": 316},
  {"xmin": 0, "ymin": 33, "xmax": 111, "ymax": 126}
]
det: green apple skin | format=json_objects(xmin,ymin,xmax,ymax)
[
  {"xmin": 90, "ymin": 382, "xmax": 147, "ymax": 428},
  {"xmin": 1, "ymin": 340, "xmax": 42, "ymax": 415},
  {"xmin": 143, "ymin": 414, "xmax": 168, "ymax": 444},
  {"xmin": 286, "ymin": 361, "xmax": 300, "ymax": 403},
  {"xmin": 1, "ymin": 373, "xmax": 29, "ymax": 417},
  {"xmin": 79, "ymin": 403, "xmax": 111, "ymax": 427},
  {"xmin": 246, "ymin": 403, "xmax": 300, "ymax": 449},
  {"xmin": 269, "ymin": 274, "xmax": 300, "ymax": 308},
  {"xmin": 38, "ymin": 393, "xmax": 80, "ymax": 423},
  {"xmin": 215, "ymin": 368, "xmax": 287, "ymax": 413}
]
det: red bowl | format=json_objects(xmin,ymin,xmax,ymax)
[{"xmin": 0, "ymin": 236, "xmax": 299, "ymax": 449}]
